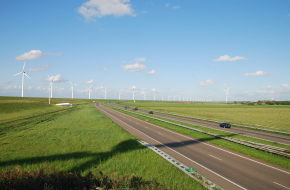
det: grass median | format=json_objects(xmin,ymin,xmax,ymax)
[
  {"xmin": 0, "ymin": 103, "xmax": 206, "ymax": 190},
  {"xmin": 104, "ymin": 104, "xmax": 290, "ymax": 170}
]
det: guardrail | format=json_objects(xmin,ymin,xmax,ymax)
[
  {"xmin": 137, "ymin": 140, "xmax": 222, "ymax": 190},
  {"xmin": 106, "ymin": 104, "xmax": 290, "ymax": 158},
  {"xmin": 113, "ymin": 103, "xmax": 290, "ymax": 135}
]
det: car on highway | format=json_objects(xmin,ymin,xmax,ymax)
[
  {"xmin": 148, "ymin": 111, "xmax": 153, "ymax": 114},
  {"xmin": 219, "ymin": 123, "xmax": 231, "ymax": 128}
]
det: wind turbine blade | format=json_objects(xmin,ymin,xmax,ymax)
[
  {"xmin": 13, "ymin": 72, "xmax": 22, "ymax": 76},
  {"xmin": 24, "ymin": 73, "xmax": 31, "ymax": 80},
  {"xmin": 227, "ymin": 87, "xmax": 230, "ymax": 90},
  {"xmin": 70, "ymin": 81, "xmax": 72, "ymax": 85},
  {"xmin": 22, "ymin": 61, "xmax": 26, "ymax": 71},
  {"xmin": 90, "ymin": 84, "xmax": 93, "ymax": 88},
  {"xmin": 74, "ymin": 84, "xmax": 77, "ymax": 86}
]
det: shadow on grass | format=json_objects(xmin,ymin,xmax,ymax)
[
  {"xmin": 153, "ymin": 133, "xmax": 238, "ymax": 149},
  {"xmin": 0, "ymin": 139, "xmax": 146, "ymax": 173}
]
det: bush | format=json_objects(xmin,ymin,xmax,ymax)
[{"xmin": 0, "ymin": 166, "xmax": 167, "ymax": 190}]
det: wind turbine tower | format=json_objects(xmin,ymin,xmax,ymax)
[
  {"xmin": 70, "ymin": 81, "xmax": 77, "ymax": 99},
  {"xmin": 47, "ymin": 75, "xmax": 54, "ymax": 98},
  {"xmin": 13, "ymin": 61, "xmax": 30, "ymax": 97},
  {"xmin": 88, "ymin": 85, "xmax": 93, "ymax": 99},
  {"xmin": 104, "ymin": 88, "xmax": 108, "ymax": 99},
  {"xmin": 224, "ymin": 87, "xmax": 230, "ymax": 104},
  {"xmin": 117, "ymin": 90, "xmax": 123, "ymax": 100}
]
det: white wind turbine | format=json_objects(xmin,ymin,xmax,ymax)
[
  {"xmin": 161, "ymin": 94, "xmax": 164, "ymax": 101},
  {"xmin": 47, "ymin": 75, "xmax": 54, "ymax": 98},
  {"xmin": 48, "ymin": 83, "xmax": 51, "ymax": 104},
  {"xmin": 117, "ymin": 90, "xmax": 123, "ymax": 100},
  {"xmin": 271, "ymin": 97, "xmax": 274, "ymax": 101},
  {"xmin": 88, "ymin": 85, "xmax": 93, "ymax": 99},
  {"xmin": 70, "ymin": 81, "xmax": 77, "ymax": 99},
  {"xmin": 104, "ymin": 87, "xmax": 108, "ymax": 99},
  {"xmin": 224, "ymin": 87, "xmax": 230, "ymax": 104},
  {"xmin": 13, "ymin": 61, "xmax": 30, "ymax": 97}
]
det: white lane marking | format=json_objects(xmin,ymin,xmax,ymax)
[
  {"xmin": 209, "ymin": 154, "xmax": 222, "ymax": 161},
  {"xmin": 177, "ymin": 141, "xmax": 184, "ymax": 144},
  {"xmin": 274, "ymin": 182, "xmax": 290, "ymax": 189},
  {"xmin": 158, "ymin": 132, "xmax": 162, "ymax": 135},
  {"xmin": 98, "ymin": 105, "xmax": 247, "ymax": 190},
  {"xmin": 103, "ymin": 104, "xmax": 290, "ymax": 175}
]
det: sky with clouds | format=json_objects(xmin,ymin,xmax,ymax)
[{"xmin": 0, "ymin": 0, "xmax": 290, "ymax": 101}]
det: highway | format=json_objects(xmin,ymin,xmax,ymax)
[
  {"xmin": 96, "ymin": 103, "xmax": 290, "ymax": 190},
  {"xmin": 111, "ymin": 103, "xmax": 290, "ymax": 146}
]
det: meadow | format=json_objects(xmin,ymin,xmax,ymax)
[
  {"xmin": 119, "ymin": 101, "xmax": 290, "ymax": 132},
  {"xmin": 0, "ymin": 97, "xmax": 205, "ymax": 189},
  {"xmin": 0, "ymin": 96, "xmax": 92, "ymax": 121}
]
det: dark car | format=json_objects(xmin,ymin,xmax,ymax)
[
  {"xmin": 133, "ymin": 107, "xmax": 138, "ymax": 111},
  {"xmin": 219, "ymin": 123, "xmax": 231, "ymax": 128},
  {"xmin": 148, "ymin": 111, "xmax": 153, "ymax": 114}
]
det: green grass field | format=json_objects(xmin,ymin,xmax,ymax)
[
  {"xmin": 119, "ymin": 101, "xmax": 290, "ymax": 132},
  {"xmin": 0, "ymin": 97, "xmax": 205, "ymax": 190}
]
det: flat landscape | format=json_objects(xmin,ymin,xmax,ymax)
[
  {"xmin": 0, "ymin": 97, "xmax": 205, "ymax": 189},
  {"xmin": 119, "ymin": 101, "xmax": 290, "ymax": 132}
]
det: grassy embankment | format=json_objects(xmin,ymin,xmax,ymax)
[
  {"xmin": 104, "ymin": 103, "xmax": 290, "ymax": 170},
  {"xmin": 0, "ymin": 97, "xmax": 205, "ymax": 190},
  {"xmin": 119, "ymin": 101, "xmax": 290, "ymax": 132}
]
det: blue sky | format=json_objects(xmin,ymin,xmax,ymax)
[{"xmin": 0, "ymin": 0, "xmax": 289, "ymax": 101}]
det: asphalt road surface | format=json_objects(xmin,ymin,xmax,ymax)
[
  {"xmin": 111, "ymin": 103, "xmax": 290, "ymax": 146},
  {"xmin": 96, "ymin": 103, "xmax": 290, "ymax": 190}
]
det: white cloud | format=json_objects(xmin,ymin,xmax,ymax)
[
  {"xmin": 213, "ymin": 55, "xmax": 246, "ymax": 62},
  {"xmin": 287, "ymin": 14, "xmax": 290, "ymax": 17},
  {"xmin": 122, "ymin": 57, "xmax": 147, "ymax": 72},
  {"xmin": 281, "ymin": 84, "xmax": 289, "ymax": 87},
  {"xmin": 104, "ymin": 68, "xmax": 108, "ymax": 70},
  {"xmin": 28, "ymin": 65, "xmax": 51, "ymax": 72},
  {"xmin": 146, "ymin": 69, "xmax": 158, "ymax": 75},
  {"xmin": 27, "ymin": 86, "xmax": 32, "ymax": 90},
  {"xmin": 135, "ymin": 57, "xmax": 145, "ymax": 62},
  {"xmin": 244, "ymin": 71, "xmax": 276, "ymax": 77},
  {"xmin": 262, "ymin": 85, "xmax": 272, "ymax": 89},
  {"xmin": 6, "ymin": 85, "xmax": 21, "ymax": 89},
  {"xmin": 44, "ymin": 74, "xmax": 66, "ymax": 83},
  {"xmin": 15, "ymin": 50, "xmax": 46, "ymax": 61},
  {"xmin": 55, "ymin": 87, "xmax": 65, "ymax": 92},
  {"xmin": 15, "ymin": 50, "xmax": 62, "ymax": 61},
  {"xmin": 222, "ymin": 83, "xmax": 229, "ymax": 86},
  {"xmin": 4, "ymin": 81, "xmax": 15, "ymax": 84},
  {"xmin": 78, "ymin": 0, "xmax": 135, "ymax": 22},
  {"xmin": 85, "ymin": 79, "xmax": 95, "ymax": 84},
  {"xmin": 172, "ymin": 6, "xmax": 180, "ymax": 9},
  {"xmin": 165, "ymin": 3, "xmax": 170, "ymax": 7},
  {"xmin": 199, "ymin": 79, "xmax": 214, "ymax": 87}
]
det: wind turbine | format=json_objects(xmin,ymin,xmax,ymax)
[
  {"xmin": 132, "ymin": 92, "xmax": 136, "ymax": 101},
  {"xmin": 224, "ymin": 87, "xmax": 230, "ymax": 104},
  {"xmin": 70, "ymin": 81, "xmax": 77, "ymax": 99},
  {"xmin": 104, "ymin": 87, "xmax": 108, "ymax": 99},
  {"xmin": 271, "ymin": 97, "xmax": 274, "ymax": 101},
  {"xmin": 117, "ymin": 90, "xmax": 123, "ymax": 100},
  {"xmin": 161, "ymin": 94, "xmax": 164, "ymax": 101},
  {"xmin": 88, "ymin": 85, "xmax": 93, "ymax": 99},
  {"xmin": 13, "ymin": 61, "xmax": 30, "ymax": 97},
  {"xmin": 47, "ymin": 75, "xmax": 54, "ymax": 98},
  {"xmin": 48, "ymin": 83, "xmax": 51, "ymax": 104},
  {"xmin": 179, "ymin": 96, "xmax": 180, "ymax": 101},
  {"xmin": 168, "ymin": 95, "xmax": 170, "ymax": 101}
]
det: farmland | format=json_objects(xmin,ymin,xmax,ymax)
[
  {"xmin": 119, "ymin": 101, "xmax": 290, "ymax": 132},
  {"xmin": 0, "ymin": 97, "xmax": 205, "ymax": 189}
]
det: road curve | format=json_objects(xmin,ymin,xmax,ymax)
[
  {"xmin": 96, "ymin": 103, "xmax": 290, "ymax": 190},
  {"xmin": 111, "ymin": 103, "xmax": 290, "ymax": 146}
]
